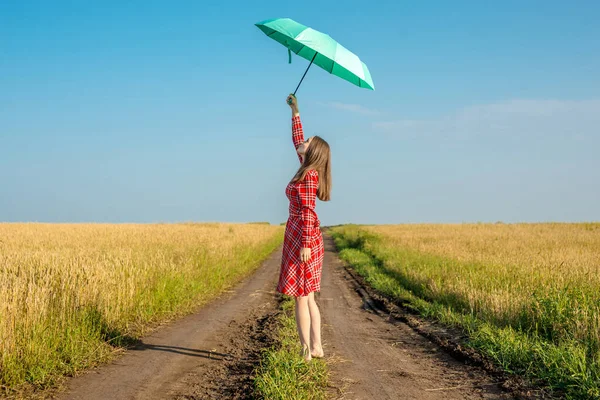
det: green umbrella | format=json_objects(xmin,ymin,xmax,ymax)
[{"xmin": 255, "ymin": 17, "xmax": 375, "ymax": 99}]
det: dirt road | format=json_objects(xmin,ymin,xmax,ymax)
[
  {"xmin": 320, "ymin": 236, "xmax": 510, "ymax": 399},
  {"xmin": 54, "ymin": 235, "xmax": 512, "ymax": 400}
]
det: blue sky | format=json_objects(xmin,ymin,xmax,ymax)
[{"xmin": 1, "ymin": 1, "xmax": 599, "ymax": 224}]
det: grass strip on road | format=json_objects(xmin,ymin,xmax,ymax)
[{"xmin": 254, "ymin": 296, "xmax": 328, "ymax": 400}]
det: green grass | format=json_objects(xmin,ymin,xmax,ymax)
[
  {"xmin": 254, "ymin": 297, "xmax": 328, "ymax": 400},
  {"xmin": 330, "ymin": 225, "xmax": 600, "ymax": 399}
]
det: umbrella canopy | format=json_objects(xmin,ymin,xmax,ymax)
[{"xmin": 255, "ymin": 17, "xmax": 375, "ymax": 92}]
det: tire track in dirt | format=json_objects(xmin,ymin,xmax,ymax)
[
  {"xmin": 319, "ymin": 234, "xmax": 514, "ymax": 400},
  {"xmin": 53, "ymin": 248, "xmax": 282, "ymax": 400}
]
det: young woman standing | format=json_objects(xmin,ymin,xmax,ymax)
[{"xmin": 277, "ymin": 94, "xmax": 332, "ymax": 362}]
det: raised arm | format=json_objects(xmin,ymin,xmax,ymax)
[{"xmin": 287, "ymin": 94, "xmax": 304, "ymax": 164}]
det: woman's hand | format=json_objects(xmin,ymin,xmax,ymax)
[
  {"xmin": 300, "ymin": 247, "xmax": 311, "ymax": 262},
  {"xmin": 287, "ymin": 94, "xmax": 299, "ymax": 115}
]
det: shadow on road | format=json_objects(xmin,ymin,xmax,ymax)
[{"xmin": 131, "ymin": 343, "xmax": 234, "ymax": 361}]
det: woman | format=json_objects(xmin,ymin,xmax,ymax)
[{"xmin": 277, "ymin": 94, "xmax": 331, "ymax": 362}]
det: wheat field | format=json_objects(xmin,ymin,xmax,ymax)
[
  {"xmin": 365, "ymin": 223, "xmax": 600, "ymax": 345},
  {"xmin": 0, "ymin": 222, "xmax": 283, "ymax": 395}
]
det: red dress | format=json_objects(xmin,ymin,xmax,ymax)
[{"xmin": 277, "ymin": 115, "xmax": 325, "ymax": 297}]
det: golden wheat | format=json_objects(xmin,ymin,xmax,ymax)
[{"xmin": 364, "ymin": 223, "xmax": 600, "ymax": 348}]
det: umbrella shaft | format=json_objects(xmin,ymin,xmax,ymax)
[{"xmin": 293, "ymin": 52, "xmax": 317, "ymax": 95}]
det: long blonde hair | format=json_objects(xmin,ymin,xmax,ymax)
[{"xmin": 291, "ymin": 136, "xmax": 331, "ymax": 201}]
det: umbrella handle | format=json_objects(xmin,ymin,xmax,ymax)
[{"xmin": 289, "ymin": 52, "xmax": 317, "ymax": 102}]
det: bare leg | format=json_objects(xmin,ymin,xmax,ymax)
[
  {"xmin": 307, "ymin": 292, "xmax": 324, "ymax": 357},
  {"xmin": 295, "ymin": 295, "xmax": 311, "ymax": 361}
]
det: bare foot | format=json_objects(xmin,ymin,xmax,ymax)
[
  {"xmin": 311, "ymin": 346, "xmax": 324, "ymax": 358},
  {"xmin": 300, "ymin": 345, "xmax": 312, "ymax": 362}
]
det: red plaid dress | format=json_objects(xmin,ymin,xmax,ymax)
[{"xmin": 277, "ymin": 115, "xmax": 325, "ymax": 297}]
